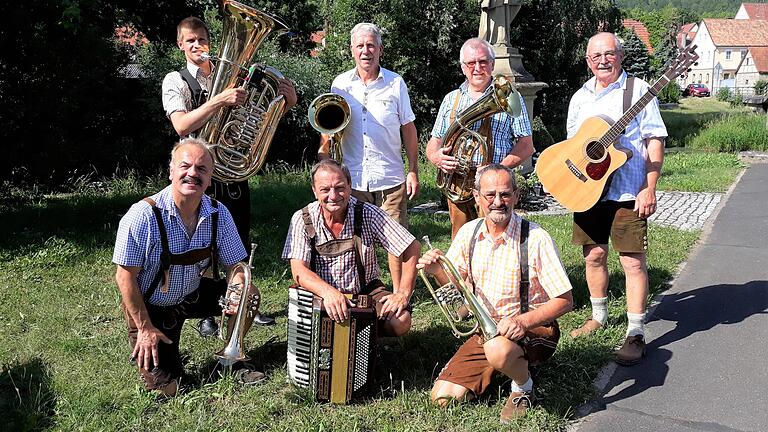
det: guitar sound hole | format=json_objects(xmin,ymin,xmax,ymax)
[{"xmin": 585, "ymin": 141, "xmax": 605, "ymax": 162}]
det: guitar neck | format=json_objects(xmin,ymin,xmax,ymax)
[{"xmin": 601, "ymin": 75, "xmax": 670, "ymax": 145}]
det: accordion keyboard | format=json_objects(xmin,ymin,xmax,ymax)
[{"xmin": 287, "ymin": 286, "xmax": 314, "ymax": 387}]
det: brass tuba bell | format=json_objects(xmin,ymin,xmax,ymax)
[
  {"xmin": 308, "ymin": 93, "xmax": 351, "ymax": 162},
  {"xmin": 199, "ymin": 0, "xmax": 289, "ymax": 183},
  {"xmin": 436, "ymin": 75, "xmax": 523, "ymax": 203}
]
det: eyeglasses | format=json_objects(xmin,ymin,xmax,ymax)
[
  {"xmin": 480, "ymin": 190, "xmax": 516, "ymax": 202},
  {"xmin": 587, "ymin": 51, "xmax": 617, "ymax": 62},
  {"xmin": 463, "ymin": 58, "xmax": 491, "ymax": 69}
]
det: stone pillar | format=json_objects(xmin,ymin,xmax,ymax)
[{"xmin": 479, "ymin": 0, "xmax": 547, "ymax": 174}]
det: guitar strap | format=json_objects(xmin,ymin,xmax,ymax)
[{"xmin": 624, "ymin": 76, "xmax": 635, "ymax": 117}]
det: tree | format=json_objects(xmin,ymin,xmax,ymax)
[{"xmin": 621, "ymin": 29, "xmax": 652, "ymax": 81}]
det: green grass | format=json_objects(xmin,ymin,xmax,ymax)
[
  {"xmin": 660, "ymin": 97, "xmax": 750, "ymax": 148},
  {"xmin": 689, "ymin": 113, "xmax": 768, "ymax": 152},
  {"xmin": 658, "ymin": 151, "xmax": 743, "ymax": 192},
  {"xmin": 0, "ymin": 159, "xmax": 706, "ymax": 432}
]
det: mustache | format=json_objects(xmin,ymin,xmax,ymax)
[
  {"xmin": 489, "ymin": 204, "xmax": 508, "ymax": 212},
  {"xmin": 181, "ymin": 175, "xmax": 203, "ymax": 186}
]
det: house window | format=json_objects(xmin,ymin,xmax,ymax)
[
  {"xmin": 746, "ymin": 58, "xmax": 750, "ymax": 65},
  {"xmin": 746, "ymin": 79, "xmax": 749, "ymax": 85},
  {"xmin": 724, "ymin": 73, "xmax": 730, "ymax": 79},
  {"xmin": 706, "ymin": 73, "xmax": 710, "ymax": 82},
  {"xmin": 742, "ymin": 50, "xmax": 747, "ymax": 58},
  {"xmin": 726, "ymin": 50, "xmax": 731, "ymax": 60}
]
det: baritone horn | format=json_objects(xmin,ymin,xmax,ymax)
[
  {"xmin": 216, "ymin": 243, "xmax": 261, "ymax": 366},
  {"xmin": 418, "ymin": 236, "xmax": 499, "ymax": 342},
  {"xmin": 309, "ymin": 93, "xmax": 350, "ymax": 161},
  {"xmin": 436, "ymin": 75, "xmax": 522, "ymax": 203},
  {"xmin": 199, "ymin": 0, "xmax": 289, "ymax": 183}
]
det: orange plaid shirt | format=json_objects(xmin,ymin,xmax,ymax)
[{"xmin": 445, "ymin": 214, "xmax": 572, "ymax": 320}]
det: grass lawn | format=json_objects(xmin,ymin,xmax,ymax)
[
  {"xmin": 0, "ymin": 152, "xmax": 713, "ymax": 431},
  {"xmin": 660, "ymin": 97, "xmax": 750, "ymax": 148}
]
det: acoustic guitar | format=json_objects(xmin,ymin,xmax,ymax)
[{"xmin": 535, "ymin": 45, "xmax": 698, "ymax": 212}]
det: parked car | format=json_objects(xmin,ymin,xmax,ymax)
[{"xmin": 683, "ymin": 83, "xmax": 710, "ymax": 97}]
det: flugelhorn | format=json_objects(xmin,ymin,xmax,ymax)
[
  {"xmin": 216, "ymin": 243, "xmax": 261, "ymax": 366},
  {"xmin": 309, "ymin": 93, "xmax": 350, "ymax": 161},
  {"xmin": 199, "ymin": 0, "xmax": 289, "ymax": 183},
  {"xmin": 436, "ymin": 75, "xmax": 522, "ymax": 203},
  {"xmin": 419, "ymin": 236, "xmax": 499, "ymax": 342}
]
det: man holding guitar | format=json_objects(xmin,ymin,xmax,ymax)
[{"xmin": 565, "ymin": 32, "xmax": 667, "ymax": 366}]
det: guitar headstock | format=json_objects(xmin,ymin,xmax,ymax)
[{"xmin": 665, "ymin": 44, "xmax": 699, "ymax": 81}]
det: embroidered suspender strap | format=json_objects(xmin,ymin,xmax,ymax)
[
  {"xmin": 209, "ymin": 198, "xmax": 220, "ymax": 281},
  {"xmin": 519, "ymin": 219, "xmax": 531, "ymax": 314},
  {"xmin": 624, "ymin": 76, "xmax": 634, "ymax": 114},
  {"xmin": 466, "ymin": 219, "xmax": 485, "ymax": 290},
  {"xmin": 301, "ymin": 205, "xmax": 317, "ymax": 272},
  {"xmin": 352, "ymin": 202, "xmax": 367, "ymax": 292},
  {"xmin": 178, "ymin": 68, "xmax": 208, "ymax": 110},
  {"xmin": 143, "ymin": 198, "xmax": 171, "ymax": 302}
]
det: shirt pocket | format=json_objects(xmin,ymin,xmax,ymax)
[{"xmin": 367, "ymin": 95, "xmax": 400, "ymax": 129}]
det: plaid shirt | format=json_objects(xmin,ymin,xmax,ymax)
[
  {"xmin": 445, "ymin": 214, "xmax": 572, "ymax": 320},
  {"xmin": 567, "ymin": 70, "xmax": 667, "ymax": 201},
  {"xmin": 431, "ymin": 81, "xmax": 532, "ymax": 164},
  {"xmin": 112, "ymin": 186, "xmax": 246, "ymax": 306},
  {"xmin": 282, "ymin": 197, "xmax": 416, "ymax": 294}
]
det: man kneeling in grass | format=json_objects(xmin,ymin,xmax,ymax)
[
  {"xmin": 113, "ymin": 139, "xmax": 263, "ymax": 397},
  {"xmin": 418, "ymin": 164, "xmax": 573, "ymax": 422}
]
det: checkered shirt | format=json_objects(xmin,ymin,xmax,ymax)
[
  {"xmin": 282, "ymin": 197, "xmax": 416, "ymax": 294},
  {"xmin": 445, "ymin": 214, "xmax": 573, "ymax": 320},
  {"xmin": 112, "ymin": 186, "xmax": 247, "ymax": 306},
  {"xmin": 567, "ymin": 70, "xmax": 668, "ymax": 201},
  {"xmin": 161, "ymin": 62, "xmax": 211, "ymax": 120},
  {"xmin": 430, "ymin": 81, "xmax": 532, "ymax": 164}
]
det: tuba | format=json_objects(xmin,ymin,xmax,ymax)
[
  {"xmin": 216, "ymin": 243, "xmax": 261, "ymax": 366},
  {"xmin": 308, "ymin": 93, "xmax": 350, "ymax": 161},
  {"xmin": 419, "ymin": 236, "xmax": 499, "ymax": 342},
  {"xmin": 199, "ymin": 0, "xmax": 289, "ymax": 183},
  {"xmin": 436, "ymin": 75, "xmax": 523, "ymax": 203}
]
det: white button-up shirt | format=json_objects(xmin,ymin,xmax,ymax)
[
  {"xmin": 566, "ymin": 71, "xmax": 667, "ymax": 202},
  {"xmin": 161, "ymin": 62, "xmax": 212, "ymax": 118},
  {"xmin": 331, "ymin": 67, "xmax": 416, "ymax": 192}
]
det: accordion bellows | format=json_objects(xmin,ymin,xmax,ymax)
[{"xmin": 287, "ymin": 286, "xmax": 378, "ymax": 403}]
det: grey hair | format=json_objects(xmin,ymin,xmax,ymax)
[
  {"xmin": 587, "ymin": 32, "xmax": 624, "ymax": 54},
  {"xmin": 310, "ymin": 158, "xmax": 352, "ymax": 186},
  {"xmin": 459, "ymin": 38, "xmax": 495, "ymax": 63},
  {"xmin": 350, "ymin": 22, "xmax": 382, "ymax": 46},
  {"xmin": 171, "ymin": 137, "xmax": 213, "ymax": 164},
  {"xmin": 473, "ymin": 163, "xmax": 518, "ymax": 191}
]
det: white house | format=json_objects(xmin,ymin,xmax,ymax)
[
  {"xmin": 735, "ymin": 46, "xmax": 768, "ymax": 93},
  {"xmin": 735, "ymin": 3, "xmax": 768, "ymax": 20}
]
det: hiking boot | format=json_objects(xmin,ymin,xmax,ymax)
[
  {"xmin": 152, "ymin": 379, "xmax": 178, "ymax": 399},
  {"xmin": 569, "ymin": 318, "xmax": 603, "ymax": 338},
  {"xmin": 197, "ymin": 316, "xmax": 219, "ymax": 338},
  {"xmin": 615, "ymin": 335, "xmax": 646, "ymax": 366},
  {"xmin": 500, "ymin": 389, "xmax": 536, "ymax": 423}
]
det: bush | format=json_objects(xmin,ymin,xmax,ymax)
[
  {"xmin": 754, "ymin": 80, "xmax": 768, "ymax": 95},
  {"xmin": 728, "ymin": 88, "xmax": 745, "ymax": 107},
  {"xmin": 689, "ymin": 114, "xmax": 768, "ymax": 152},
  {"xmin": 658, "ymin": 82, "xmax": 681, "ymax": 104},
  {"xmin": 716, "ymin": 87, "xmax": 731, "ymax": 101},
  {"xmin": 531, "ymin": 116, "xmax": 555, "ymax": 153}
]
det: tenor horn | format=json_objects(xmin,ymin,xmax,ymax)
[
  {"xmin": 436, "ymin": 75, "xmax": 522, "ymax": 203},
  {"xmin": 419, "ymin": 236, "xmax": 499, "ymax": 342},
  {"xmin": 199, "ymin": 0, "xmax": 289, "ymax": 183},
  {"xmin": 216, "ymin": 243, "xmax": 261, "ymax": 366},
  {"xmin": 308, "ymin": 93, "xmax": 350, "ymax": 161}
]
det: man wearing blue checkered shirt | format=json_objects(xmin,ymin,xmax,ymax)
[
  {"xmin": 426, "ymin": 38, "xmax": 534, "ymax": 239},
  {"xmin": 113, "ymin": 139, "xmax": 260, "ymax": 397}
]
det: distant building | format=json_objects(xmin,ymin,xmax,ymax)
[
  {"xmin": 622, "ymin": 19, "xmax": 654, "ymax": 54},
  {"xmin": 677, "ymin": 23, "xmax": 698, "ymax": 48},
  {"xmin": 735, "ymin": 47, "xmax": 768, "ymax": 91},
  {"xmin": 310, "ymin": 30, "xmax": 325, "ymax": 57},
  {"xmin": 735, "ymin": 2, "xmax": 768, "ymax": 20},
  {"xmin": 115, "ymin": 26, "xmax": 148, "ymax": 79}
]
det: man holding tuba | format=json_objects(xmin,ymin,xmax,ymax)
[
  {"xmin": 114, "ymin": 139, "xmax": 263, "ymax": 398},
  {"xmin": 418, "ymin": 164, "xmax": 572, "ymax": 422},
  {"xmin": 426, "ymin": 38, "xmax": 534, "ymax": 239},
  {"xmin": 162, "ymin": 15, "xmax": 297, "ymax": 335},
  {"xmin": 318, "ymin": 22, "xmax": 419, "ymax": 299}
]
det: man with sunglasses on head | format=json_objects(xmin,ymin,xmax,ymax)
[
  {"xmin": 566, "ymin": 32, "xmax": 667, "ymax": 366},
  {"xmin": 426, "ymin": 37, "xmax": 535, "ymax": 239},
  {"xmin": 418, "ymin": 164, "xmax": 572, "ymax": 422}
]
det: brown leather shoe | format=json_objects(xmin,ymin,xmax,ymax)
[
  {"xmin": 615, "ymin": 335, "xmax": 646, "ymax": 366},
  {"xmin": 569, "ymin": 318, "xmax": 603, "ymax": 338},
  {"xmin": 500, "ymin": 390, "xmax": 536, "ymax": 423},
  {"xmin": 152, "ymin": 379, "xmax": 178, "ymax": 399}
]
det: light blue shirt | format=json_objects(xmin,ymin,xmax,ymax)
[
  {"xmin": 567, "ymin": 70, "xmax": 667, "ymax": 202},
  {"xmin": 112, "ymin": 186, "xmax": 246, "ymax": 306},
  {"xmin": 431, "ymin": 81, "xmax": 532, "ymax": 164}
]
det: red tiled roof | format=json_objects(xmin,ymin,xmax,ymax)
[
  {"xmin": 115, "ymin": 26, "xmax": 148, "ymax": 46},
  {"xmin": 748, "ymin": 46, "xmax": 768, "ymax": 72},
  {"xmin": 742, "ymin": 3, "xmax": 768, "ymax": 20},
  {"xmin": 623, "ymin": 19, "xmax": 654, "ymax": 54},
  {"xmin": 703, "ymin": 19, "xmax": 768, "ymax": 46}
]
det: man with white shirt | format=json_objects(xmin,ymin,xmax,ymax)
[{"xmin": 566, "ymin": 32, "xmax": 667, "ymax": 366}]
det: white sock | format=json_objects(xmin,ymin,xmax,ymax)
[
  {"xmin": 590, "ymin": 297, "xmax": 608, "ymax": 325},
  {"xmin": 626, "ymin": 312, "xmax": 646, "ymax": 337},
  {"xmin": 510, "ymin": 376, "xmax": 533, "ymax": 393}
]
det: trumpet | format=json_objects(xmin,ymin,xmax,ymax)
[
  {"xmin": 216, "ymin": 243, "xmax": 261, "ymax": 366},
  {"xmin": 418, "ymin": 236, "xmax": 499, "ymax": 342},
  {"xmin": 308, "ymin": 93, "xmax": 350, "ymax": 161}
]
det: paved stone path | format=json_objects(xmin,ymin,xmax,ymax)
[{"xmin": 412, "ymin": 191, "xmax": 723, "ymax": 231}]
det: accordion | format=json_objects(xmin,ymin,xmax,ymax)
[{"xmin": 287, "ymin": 286, "xmax": 378, "ymax": 403}]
